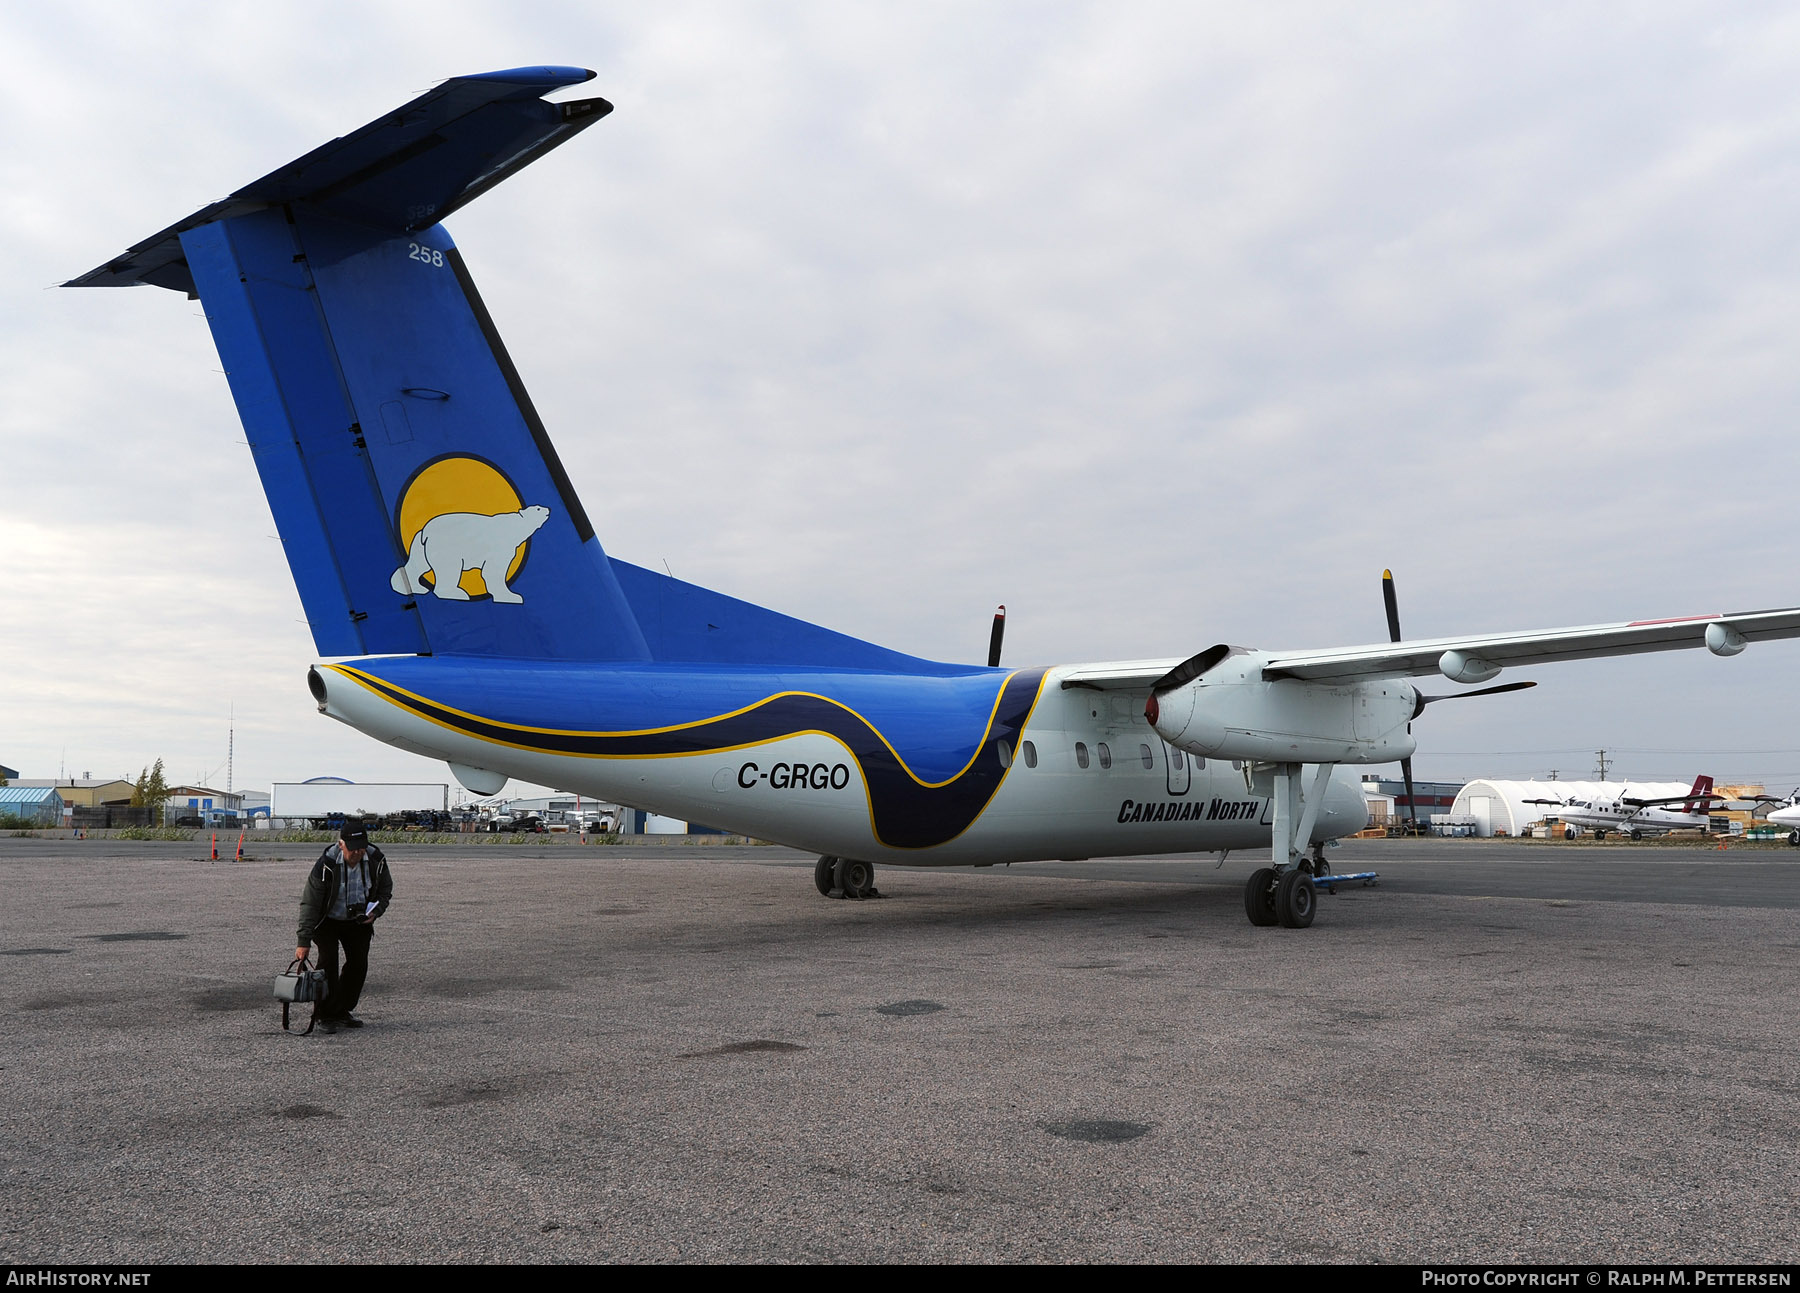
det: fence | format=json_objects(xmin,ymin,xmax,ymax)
[{"xmin": 69, "ymin": 805, "xmax": 159, "ymax": 829}]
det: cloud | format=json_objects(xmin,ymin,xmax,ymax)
[{"xmin": 7, "ymin": 2, "xmax": 1800, "ymax": 792}]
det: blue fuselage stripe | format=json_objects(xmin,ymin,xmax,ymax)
[{"xmin": 339, "ymin": 665, "xmax": 1049, "ymax": 849}]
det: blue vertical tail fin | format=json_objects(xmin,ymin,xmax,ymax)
[{"xmin": 67, "ymin": 67, "xmax": 651, "ymax": 662}]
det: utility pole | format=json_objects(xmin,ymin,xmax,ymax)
[
  {"xmin": 227, "ymin": 702, "xmax": 234, "ymax": 798},
  {"xmin": 1594, "ymin": 749, "xmax": 1610, "ymax": 781},
  {"xmin": 1548, "ymin": 769, "xmax": 1558, "ymax": 781}
]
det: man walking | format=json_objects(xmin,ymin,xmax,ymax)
[{"xmin": 295, "ymin": 819, "xmax": 393, "ymax": 1034}]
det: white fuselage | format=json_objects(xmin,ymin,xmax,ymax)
[
  {"xmin": 1763, "ymin": 801, "xmax": 1800, "ymax": 832},
  {"xmin": 318, "ymin": 662, "xmax": 1371, "ymax": 864},
  {"xmin": 1553, "ymin": 794, "xmax": 1710, "ymax": 837}
]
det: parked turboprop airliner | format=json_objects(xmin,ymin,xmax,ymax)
[{"xmin": 67, "ymin": 67, "xmax": 1800, "ymax": 928}]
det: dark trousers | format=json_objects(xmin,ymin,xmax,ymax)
[{"xmin": 313, "ymin": 918, "xmax": 373, "ymax": 1018}]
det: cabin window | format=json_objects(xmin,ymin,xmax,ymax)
[
  {"xmin": 997, "ymin": 740, "xmax": 1013, "ymax": 769},
  {"xmin": 1022, "ymin": 741, "xmax": 1037, "ymax": 769},
  {"xmin": 1140, "ymin": 744, "xmax": 1155, "ymax": 769},
  {"xmin": 1097, "ymin": 742, "xmax": 1113, "ymax": 770},
  {"xmin": 1075, "ymin": 742, "xmax": 1090, "ymax": 770}
]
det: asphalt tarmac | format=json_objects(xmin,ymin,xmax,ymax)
[{"xmin": 2, "ymin": 837, "xmax": 1796, "ymax": 1264}]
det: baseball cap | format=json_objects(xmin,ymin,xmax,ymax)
[{"xmin": 339, "ymin": 819, "xmax": 370, "ymax": 849}]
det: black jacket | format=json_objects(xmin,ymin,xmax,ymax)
[{"xmin": 296, "ymin": 842, "xmax": 393, "ymax": 945}]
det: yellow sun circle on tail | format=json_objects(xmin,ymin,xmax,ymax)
[{"xmin": 396, "ymin": 456, "xmax": 527, "ymax": 598}]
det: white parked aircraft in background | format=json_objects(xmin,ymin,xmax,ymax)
[
  {"xmin": 68, "ymin": 67, "xmax": 1800, "ymax": 929},
  {"xmin": 1524, "ymin": 776, "xmax": 1726, "ymax": 840},
  {"xmin": 1761, "ymin": 794, "xmax": 1800, "ymax": 844}
]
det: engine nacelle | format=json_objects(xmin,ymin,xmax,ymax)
[{"xmin": 1146, "ymin": 652, "xmax": 1417, "ymax": 765}]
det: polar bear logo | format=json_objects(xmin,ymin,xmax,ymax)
[{"xmin": 390, "ymin": 505, "xmax": 551, "ymax": 604}]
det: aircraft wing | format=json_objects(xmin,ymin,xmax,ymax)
[
  {"xmin": 1056, "ymin": 606, "xmax": 1800, "ymax": 691},
  {"xmin": 1260, "ymin": 607, "xmax": 1800, "ymax": 683},
  {"xmin": 1055, "ymin": 659, "xmax": 1185, "ymax": 691},
  {"xmin": 1623, "ymin": 793, "xmax": 1732, "ymax": 807}
]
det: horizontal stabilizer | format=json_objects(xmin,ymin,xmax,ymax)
[{"xmin": 67, "ymin": 66, "xmax": 607, "ymax": 295}]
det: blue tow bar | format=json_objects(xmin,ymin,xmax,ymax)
[{"xmin": 1312, "ymin": 871, "xmax": 1379, "ymax": 893}]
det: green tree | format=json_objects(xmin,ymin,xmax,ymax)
[{"xmin": 131, "ymin": 758, "xmax": 169, "ymax": 825}]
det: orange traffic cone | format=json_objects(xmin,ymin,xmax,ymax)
[
  {"xmin": 210, "ymin": 832, "xmax": 218, "ymax": 860},
  {"xmin": 234, "ymin": 831, "xmax": 245, "ymax": 861}
]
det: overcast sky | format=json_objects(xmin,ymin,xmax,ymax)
[{"xmin": 6, "ymin": 2, "xmax": 1800, "ymax": 800}]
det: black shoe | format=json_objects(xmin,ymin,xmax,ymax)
[
  {"xmin": 313, "ymin": 1016, "xmax": 338, "ymax": 1035},
  {"xmin": 338, "ymin": 1014, "xmax": 364, "ymax": 1028}
]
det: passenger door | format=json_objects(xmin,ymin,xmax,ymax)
[{"xmin": 1164, "ymin": 741, "xmax": 1192, "ymax": 796}]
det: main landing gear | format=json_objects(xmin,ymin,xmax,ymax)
[
  {"xmin": 1243, "ymin": 865, "xmax": 1316, "ymax": 928},
  {"xmin": 1241, "ymin": 761, "xmax": 1377, "ymax": 929},
  {"xmin": 814, "ymin": 855, "xmax": 879, "ymax": 901}
]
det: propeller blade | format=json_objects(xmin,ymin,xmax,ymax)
[
  {"xmin": 1416, "ymin": 680, "xmax": 1537, "ymax": 707},
  {"xmin": 1149, "ymin": 643, "xmax": 1233, "ymax": 696},
  {"xmin": 1386, "ymin": 572, "xmax": 1420, "ymax": 835},
  {"xmin": 987, "ymin": 605, "xmax": 1006, "ymax": 669}
]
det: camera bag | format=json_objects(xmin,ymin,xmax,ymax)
[{"xmin": 275, "ymin": 956, "xmax": 329, "ymax": 1034}]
